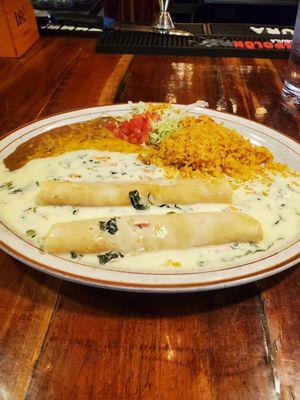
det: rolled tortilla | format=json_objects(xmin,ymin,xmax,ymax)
[
  {"xmin": 38, "ymin": 179, "xmax": 232, "ymax": 206},
  {"xmin": 44, "ymin": 212, "xmax": 262, "ymax": 254}
]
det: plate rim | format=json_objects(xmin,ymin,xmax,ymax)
[
  {"xmin": 0, "ymin": 238, "xmax": 299, "ymax": 293},
  {"xmin": 0, "ymin": 103, "xmax": 299, "ymax": 292}
]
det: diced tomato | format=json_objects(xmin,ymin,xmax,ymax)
[
  {"xmin": 134, "ymin": 221, "xmax": 151, "ymax": 228},
  {"xmin": 106, "ymin": 122, "xmax": 117, "ymax": 132},
  {"xmin": 111, "ymin": 113, "xmax": 154, "ymax": 144}
]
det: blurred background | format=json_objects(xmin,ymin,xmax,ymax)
[{"xmin": 31, "ymin": 0, "xmax": 298, "ymax": 25}]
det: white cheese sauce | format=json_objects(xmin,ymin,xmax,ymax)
[{"xmin": 0, "ymin": 150, "xmax": 299, "ymax": 273}]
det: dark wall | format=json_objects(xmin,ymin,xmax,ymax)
[{"xmin": 170, "ymin": 1, "xmax": 298, "ymax": 25}]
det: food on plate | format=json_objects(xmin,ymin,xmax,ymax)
[
  {"xmin": 38, "ymin": 178, "xmax": 233, "ymax": 206},
  {"xmin": 139, "ymin": 118, "xmax": 288, "ymax": 181},
  {"xmin": 3, "ymin": 102, "xmax": 290, "ymax": 183},
  {"xmin": 0, "ymin": 102, "xmax": 299, "ymax": 272},
  {"xmin": 44, "ymin": 212, "xmax": 263, "ymax": 254},
  {"xmin": 4, "ymin": 117, "xmax": 139, "ymax": 171}
]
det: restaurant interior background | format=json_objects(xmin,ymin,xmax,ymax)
[
  {"xmin": 0, "ymin": 0, "xmax": 299, "ymax": 399},
  {"xmin": 32, "ymin": 0, "xmax": 298, "ymax": 25},
  {"xmin": 28, "ymin": 0, "xmax": 297, "ymax": 60}
]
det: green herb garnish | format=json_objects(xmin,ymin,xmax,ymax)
[
  {"xmin": 70, "ymin": 252, "xmax": 77, "ymax": 259},
  {"xmin": 10, "ymin": 189, "xmax": 22, "ymax": 194},
  {"xmin": 26, "ymin": 229, "xmax": 36, "ymax": 238},
  {"xmin": 147, "ymin": 192, "xmax": 155, "ymax": 206},
  {"xmin": 129, "ymin": 190, "xmax": 148, "ymax": 210},
  {"xmin": 97, "ymin": 251, "xmax": 124, "ymax": 264},
  {"xmin": 0, "ymin": 181, "xmax": 12, "ymax": 190},
  {"xmin": 274, "ymin": 215, "xmax": 283, "ymax": 226},
  {"xmin": 287, "ymin": 184, "xmax": 299, "ymax": 193},
  {"xmin": 99, "ymin": 221, "xmax": 106, "ymax": 231},
  {"xmin": 99, "ymin": 218, "xmax": 118, "ymax": 235},
  {"xmin": 222, "ymin": 241, "xmax": 276, "ymax": 262}
]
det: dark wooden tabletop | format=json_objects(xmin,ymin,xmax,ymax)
[{"xmin": 0, "ymin": 37, "xmax": 299, "ymax": 400}]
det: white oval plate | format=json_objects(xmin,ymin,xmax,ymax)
[{"xmin": 0, "ymin": 104, "xmax": 299, "ymax": 292}]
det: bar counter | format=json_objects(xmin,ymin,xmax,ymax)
[{"xmin": 0, "ymin": 36, "xmax": 299, "ymax": 399}]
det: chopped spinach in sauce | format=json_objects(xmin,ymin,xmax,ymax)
[
  {"xmin": 99, "ymin": 218, "xmax": 118, "ymax": 235},
  {"xmin": 129, "ymin": 190, "xmax": 148, "ymax": 210},
  {"xmin": 9, "ymin": 188, "xmax": 23, "ymax": 194},
  {"xmin": 273, "ymin": 215, "xmax": 283, "ymax": 225},
  {"xmin": 26, "ymin": 229, "xmax": 37, "ymax": 238},
  {"xmin": 147, "ymin": 192, "xmax": 182, "ymax": 210},
  {"xmin": 97, "ymin": 251, "xmax": 124, "ymax": 264},
  {"xmin": 287, "ymin": 184, "xmax": 299, "ymax": 193},
  {"xmin": 221, "ymin": 240, "xmax": 282, "ymax": 262},
  {"xmin": 0, "ymin": 181, "xmax": 12, "ymax": 190},
  {"xmin": 147, "ymin": 192, "xmax": 155, "ymax": 206}
]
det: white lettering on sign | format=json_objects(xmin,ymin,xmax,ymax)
[
  {"xmin": 266, "ymin": 28, "xmax": 281, "ymax": 35},
  {"xmin": 75, "ymin": 27, "xmax": 89, "ymax": 31},
  {"xmin": 282, "ymin": 28, "xmax": 294, "ymax": 35},
  {"xmin": 250, "ymin": 26, "xmax": 264, "ymax": 34},
  {"xmin": 61, "ymin": 25, "xmax": 75, "ymax": 31},
  {"xmin": 250, "ymin": 26, "xmax": 294, "ymax": 36},
  {"xmin": 47, "ymin": 25, "xmax": 61, "ymax": 30},
  {"xmin": 270, "ymin": 39, "xmax": 285, "ymax": 43}
]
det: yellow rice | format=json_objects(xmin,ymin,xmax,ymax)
[{"xmin": 139, "ymin": 118, "xmax": 290, "ymax": 181}]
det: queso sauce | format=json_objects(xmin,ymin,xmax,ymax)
[{"xmin": 0, "ymin": 150, "xmax": 299, "ymax": 273}]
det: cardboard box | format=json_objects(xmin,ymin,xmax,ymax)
[{"xmin": 0, "ymin": 0, "xmax": 39, "ymax": 58}]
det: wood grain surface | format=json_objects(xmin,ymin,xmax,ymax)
[{"xmin": 0, "ymin": 37, "xmax": 299, "ymax": 400}]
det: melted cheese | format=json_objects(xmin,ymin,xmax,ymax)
[{"xmin": 0, "ymin": 150, "xmax": 299, "ymax": 273}]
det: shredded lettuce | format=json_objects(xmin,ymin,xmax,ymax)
[
  {"xmin": 150, "ymin": 107, "xmax": 186, "ymax": 144},
  {"xmin": 128, "ymin": 101, "xmax": 147, "ymax": 115},
  {"xmin": 150, "ymin": 119, "xmax": 179, "ymax": 144},
  {"xmin": 126, "ymin": 102, "xmax": 189, "ymax": 144}
]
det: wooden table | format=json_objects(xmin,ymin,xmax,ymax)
[{"xmin": 0, "ymin": 37, "xmax": 299, "ymax": 400}]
